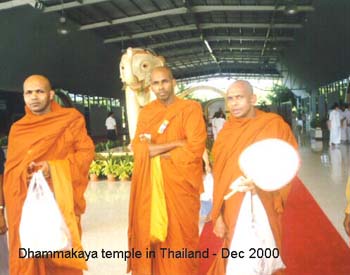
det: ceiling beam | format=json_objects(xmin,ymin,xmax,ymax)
[
  {"xmin": 146, "ymin": 37, "xmax": 202, "ymax": 49},
  {"xmin": 170, "ymin": 64, "xmax": 279, "ymax": 76},
  {"xmin": 168, "ymin": 57, "xmax": 279, "ymax": 64},
  {"xmin": 80, "ymin": 5, "xmax": 313, "ymax": 31},
  {"xmin": 43, "ymin": 0, "xmax": 109, "ymax": 13},
  {"xmin": 206, "ymin": 35, "xmax": 294, "ymax": 42},
  {"xmin": 200, "ymin": 23, "xmax": 303, "ymax": 29},
  {"xmin": 168, "ymin": 57, "xmax": 278, "ymax": 64},
  {"xmin": 191, "ymin": 5, "xmax": 314, "ymax": 13},
  {"xmin": 168, "ymin": 62, "xmax": 278, "ymax": 69},
  {"xmin": 160, "ymin": 46, "xmax": 282, "ymax": 57},
  {"xmin": 0, "ymin": 0, "xmax": 35, "ymax": 10},
  {"xmin": 176, "ymin": 73, "xmax": 281, "ymax": 82},
  {"xmin": 175, "ymin": 73, "xmax": 281, "ymax": 82},
  {"xmin": 184, "ymin": 0, "xmax": 220, "ymax": 66},
  {"xmin": 146, "ymin": 37, "xmax": 290, "ymax": 49},
  {"xmin": 80, "ymin": 7, "xmax": 187, "ymax": 30},
  {"xmin": 104, "ymin": 24, "xmax": 197, "ymax": 43},
  {"xmin": 104, "ymin": 26, "xmax": 294, "ymax": 44}
]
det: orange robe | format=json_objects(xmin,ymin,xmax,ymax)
[
  {"xmin": 208, "ymin": 109, "xmax": 298, "ymax": 275},
  {"xmin": 128, "ymin": 97, "xmax": 207, "ymax": 275},
  {"xmin": 4, "ymin": 101, "xmax": 95, "ymax": 275}
]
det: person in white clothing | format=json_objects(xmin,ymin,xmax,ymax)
[
  {"xmin": 329, "ymin": 103, "xmax": 341, "ymax": 146},
  {"xmin": 105, "ymin": 111, "xmax": 118, "ymax": 141},
  {"xmin": 211, "ymin": 112, "xmax": 226, "ymax": 140},
  {"xmin": 340, "ymin": 104, "xmax": 348, "ymax": 143}
]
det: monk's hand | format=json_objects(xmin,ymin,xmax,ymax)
[
  {"xmin": 27, "ymin": 161, "xmax": 51, "ymax": 184},
  {"xmin": 139, "ymin": 133, "xmax": 151, "ymax": 143},
  {"xmin": 236, "ymin": 176, "xmax": 256, "ymax": 193},
  {"xmin": 213, "ymin": 214, "xmax": 227, "ymax": 238},
  {"xmin": 344, "ymin": 213, "xmax": 350, "ymax": 236},
  {"xmin": 0, "ymin": 211, "xmax": 7, "ymax": 235}
]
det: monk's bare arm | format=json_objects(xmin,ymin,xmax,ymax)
[{"xmin": 148, "ymin": 140, "xmax": 185, "ymax": 157}]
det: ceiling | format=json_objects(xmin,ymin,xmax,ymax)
[{"xmin": 0, "ymin": 0, "xmax": 315, "ymax": 81}]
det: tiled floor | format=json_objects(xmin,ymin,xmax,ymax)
[
  {"xmin": 1, "ymin": 135, "xmax": 349, "ymax": 275},
  {"xmin": 82, "ymin": 181, "xmax": 131, "ymax": 275},
  {"xmin": 298, "ymin": 141, "xmax": 349, "ymax": 243},
  {"xmin": 80, "ymin": 138, "xmax": 350, "ymax": 274}
]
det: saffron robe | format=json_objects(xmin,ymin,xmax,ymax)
[
  {"xmin": 4, "ymin": 101, "xmax": 95, "ymax": 275},
  {"xmin": 208, "ymin": 109, "xmax": 297, "ymax": 275},
  {"xmin": 128, "ymin": 97, "xmax": 207, "ymax": 275},
  {"xmin": 346, "ymin": 176, "xmax": 350, "ymax": 214}
]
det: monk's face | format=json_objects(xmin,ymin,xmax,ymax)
[
  {"xmin": 23, "ymin": 75, "xmax": 55, "ymax": 115},
  {"xmin": 226, "ymin": 81, "xmax": 256, "ymax": 118},
  {"xmin": 150, "ymin": 68, "xmax": 176, "ymax": 105}
]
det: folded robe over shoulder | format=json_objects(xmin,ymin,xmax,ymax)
[
  {"xmin": 4, "ymin": 101, "xmax": 95, "ymax": 275},
  {"xmin": 128, "ymin": 97, "xmax": 207, "ymax": 275},
  {"xmin": 208, "ymin": 109, "xmax": 298, "ymax": 275}
]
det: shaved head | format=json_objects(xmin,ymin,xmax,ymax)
[
  {"xmin": 226, "ymin": 80, "xmax": 256, "ymax": 118},
  {"xmin": 23, "ymin": 75, "xmax": 52, "ymax": 92},
  {"xmin": 23, "ymin": 75, "xmax": 54, "ymax": 115},
  {"xmin": 151, "ymin": 66, "xmax": 174, "ymax": 80},
  {"xmin": 227, "ymin": 80, "xmax": 254, "ymax": 95}
]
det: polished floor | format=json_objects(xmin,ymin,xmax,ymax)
[
  {"xmin": 80, "ymin": 136, "xmax": 350, "ymax": 274},
  {"xmin": 1, "ymin": 134, "xmax": 349, "ymax": 275}
]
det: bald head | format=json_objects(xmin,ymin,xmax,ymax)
[
  {"xmin": 23, "ymin": 75, "xmax": 54, "ymax": 115},
  {"xmin": 227, "ymin": 80, "xmax": 254, "ymax": 95},
  {"xmin": 151, "ymin": 66, "xmax": 174, "ymax": 80},
  {"xmin": 226, "ymin": 80, "xmax": 256, "ymax": 118},
  {"xmin": 23, "ymin": 75, "xmax": 52, "ymax": 92}
]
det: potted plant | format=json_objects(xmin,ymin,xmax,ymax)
[
  {"xmin": 116, "ymin": 159, "xmax": 133, "ymax": 181},
  {"xmin": 101, "ymin": 158, "xmax": 118, "ymax": 182},
  {"xmin": 95, "ymin": 142, "xmax": 106, "ymax": 153},
  {"xmin": 89, "ymin": 160, "xmax": 102, "ymax": 181},
  {"xmin": 106, "ymin": 140, "xmax": 117, "ymax": 150}
]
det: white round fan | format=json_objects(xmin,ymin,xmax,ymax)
[{"xmin": 238, "ymin": 138, "xmax": 299, "ymax": 191}]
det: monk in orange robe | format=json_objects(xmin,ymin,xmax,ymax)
[
  {"xmin": 208, "ymin": 80, "xmax": 297, "ymax": 275},
  {"xmin": 127, "ymin": 66, "xmax": 206, "ymax": 274},
  {"xmin": 4, "ymin": 75, "xmax": 95, "ymax": 275}
]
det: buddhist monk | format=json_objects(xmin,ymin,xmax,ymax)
[
  {"xmin": 344, "ymin": 178, "xmax": 350, "ymax": 237},
  {"xmin": 127, "ymin": 66, "xmax": 206, "ymax": 274},
  {"xmin": 4, "ymin": 75, "xmax": 95, "ymax": 274},
  {"xmin": 208, "ymin": 80, "xmax": 297, "ymax": 275}
]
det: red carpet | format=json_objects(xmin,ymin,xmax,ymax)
[{"xmin": 198, "ymin": 178, "xmax": 350, "ymax": 274}]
